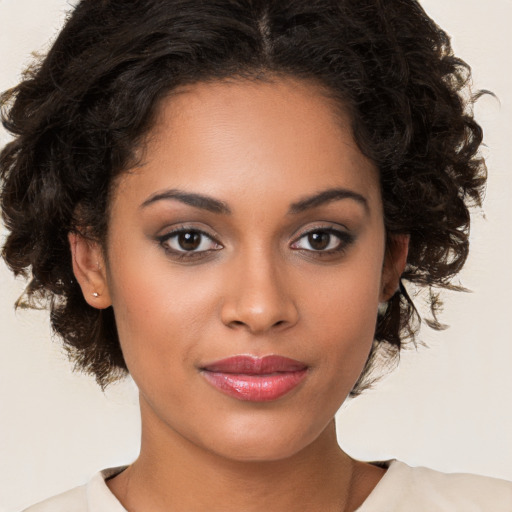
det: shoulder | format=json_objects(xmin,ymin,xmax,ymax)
[
  {"xmin": 21, "ymin": 466, "xmax": 127, "ymax": 512},
  {"xmin": 22, "ymin": 485, "xmax": 87, "ymax": 512},
  {"xmin": 358, "ymin": 460, "xmax": 512, "ymax": 511}
]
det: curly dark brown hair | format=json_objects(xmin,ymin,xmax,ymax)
[{"xmin": 0, "ymin": 0, "xmax": 486, "ymax": 393}]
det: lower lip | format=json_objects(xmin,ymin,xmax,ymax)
[{"xmin": 201, "ymin": 370, "xmax": 308, "ymax": 402}]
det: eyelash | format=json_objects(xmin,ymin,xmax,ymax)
[
  {"xmin": 290, "ymin": 226, "xmax": 355, "ymax": 257},
  {"xmin": 156, "ymin": 225, "xmax": 354, "ymax": 261},
  {"xmin": 157, "ymin": 227, "xmax": 223, "ymax": 261}
]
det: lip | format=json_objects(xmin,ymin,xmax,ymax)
[{"xmin": 200, "ymin": 355, "xmax": 308, "ymax": 402}]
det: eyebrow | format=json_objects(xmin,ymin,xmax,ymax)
[
  {"xmin": 140, "ymin": 189, "xmax": 231, "ymax": 214},
  {"xmin": 288, "ymin": 188, "xmax": 369, "ymax": 214},
  {"xmin": 140, "ymin": 186, "xmax": 368, "ymax": 215}
]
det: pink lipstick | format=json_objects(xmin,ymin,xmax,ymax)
[{"xmin": 200, "ymin": 355, "xmax": 308, "ymax": 402}]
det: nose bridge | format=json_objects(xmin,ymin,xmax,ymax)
[{"xmin": 221, "ymin": 243, "xmax": 298, "ymax": 333}]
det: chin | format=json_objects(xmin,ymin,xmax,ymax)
[
  {"xmin": 210, "ymin": 439, "xmax": 309, "ymax": 463},
  {"xmin": 198, "ymin": 415, "xmax": 330, "ymax": 464}
]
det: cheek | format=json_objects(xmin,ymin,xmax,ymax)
[
  {"xmin": 105, "ymin": 250, "xmax": 218, "ymax": 389},
  {"xmin": 303, "ymin": 249, "xmax": 383, "ymax": 376}
]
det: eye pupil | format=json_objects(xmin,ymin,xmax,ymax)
[
  {"xmin": 178, "ymin": 232, "xmax": 201, "ymax": 251},
  {"xmin": 308, "ymin": 232, "xmax": 330, "ymax": 250}
]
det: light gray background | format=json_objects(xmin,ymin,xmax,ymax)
[{"xmin": 1, "ymin": 0, "xmax": 511, "ymax": 510}]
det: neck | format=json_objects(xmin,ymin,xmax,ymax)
[{"xmin": 107, "ymin": 398, "xmax": 364, "ymax": 512}]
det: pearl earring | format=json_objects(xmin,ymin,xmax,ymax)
[{"xmin": 92, "ymin": 292, "xmax": 100, "ymax": 298}]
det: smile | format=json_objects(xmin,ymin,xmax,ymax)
[{"xmin": 200, "ymin": 355, "xmax": 308, "ymax": 402}]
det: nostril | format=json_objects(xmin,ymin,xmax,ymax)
[
  {"xmin": 227, "ymin": 318, "xmax": 288, "ymax": 331},
  {"xmin": 229, "ymin": 320, "xmax": 246, "ymax": 328}
]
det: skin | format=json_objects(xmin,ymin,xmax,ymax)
[{"xmin": 70, "ymin": 77, "xmax": 408, "ymax": 511}]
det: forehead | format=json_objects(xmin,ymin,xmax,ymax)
[{"xmin": 117, "ymin": 77, "xmax": 381, "ymax": 213}]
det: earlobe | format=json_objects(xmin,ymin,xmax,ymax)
[
  {"xmin": 380, "ymin": 234, "xmax": 409, "ymax": 302},
  {"xmin": 68, "ymin": 232, "xmax": 112, "ymax": 309}
]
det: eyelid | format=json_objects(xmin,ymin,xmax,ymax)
[
  {"xmin": 156, "ymin": 225, "xmax": 223, "ymax": 257},
  {"xmin": 155, "ymin": 222, "xmax": 354, "ymax": 261},
  {"xmin": 290, "ymin": 223, "xmax": 349, "ymax": 242},
  {"xmin": 290, "ymin": 224, "xmax": 355, "ymax": 252}
]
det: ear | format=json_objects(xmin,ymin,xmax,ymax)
[
  {"xmin": 380, "ymin": 234, "xmax": 409, "ymax": 302},
  {"xmin": 68, "ymin": 231, "xmax": 112, "ymax": 309}
]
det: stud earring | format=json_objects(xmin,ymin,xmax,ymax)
[{"xmin": 92, "ymin": 292, "xmax": 100, "ymax": 298}]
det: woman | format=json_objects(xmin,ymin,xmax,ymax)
[{"xmin": 1, "ymin": 0, "xmax": 511, "ymax": 510}]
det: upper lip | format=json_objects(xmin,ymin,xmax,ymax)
[{"xmin": 201, "ymin": 355, "xmax": 307, "ymax": 374}]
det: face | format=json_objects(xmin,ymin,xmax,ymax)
[{"xmin": 75, "ymin": 78, "xmax": 405, "ymax": 462}]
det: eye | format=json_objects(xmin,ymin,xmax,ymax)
[
  {"xmin": 158, "ymin": 228, "xmax": 222, "ymax": 255},
  {"xmin": 291, "ymin": 227, "xmax": 353, "ymax": 253}
]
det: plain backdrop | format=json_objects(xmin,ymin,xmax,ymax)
[{"xmin": 1, "ymin": 0, "xmax": 511, "ymax": 510}]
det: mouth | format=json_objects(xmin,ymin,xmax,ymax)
[{"xmin": 200, "ymin": 355, "xmax": 308, "ymax": 402}]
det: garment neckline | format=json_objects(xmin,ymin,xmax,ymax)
[{"xmin": 91, "ymin": 461, "xmax": 399, "ymax": 511}]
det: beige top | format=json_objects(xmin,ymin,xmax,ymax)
[{"xmin": 23, "ymin": 460, "xmax": 512, "ymax": 511}]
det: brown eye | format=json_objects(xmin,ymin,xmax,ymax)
[
  {"xmin": 291, "ymin": 227, "xmax": 354, "ymax": 254},
  {"xmin": 178, "ymin": 231, "xmax": 201, "ymax": 251},
  {"xmin": 307, "ymin": 232, "xmax": 331, "ymax": 251},
  {"xmin": 159, "ymin": 229, "xmax": 222, "ymax": 255}
]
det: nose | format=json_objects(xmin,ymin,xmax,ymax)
[{"xmin": 220, "ymin": 250, "xmax": 299, "ymax": 334}]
